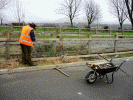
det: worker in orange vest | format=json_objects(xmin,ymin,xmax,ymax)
[{"xmin": 19, "ymin": 23, "xmax": 36, "ymax": 66}]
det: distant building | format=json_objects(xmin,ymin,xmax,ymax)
[{"xmin": 11, "ymin": 23, "xmax": 23, "ymax": 26}]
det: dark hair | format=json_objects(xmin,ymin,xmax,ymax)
[{"xmin": 29, "ymin": 23, "xmax": 36, "ymax": 29}]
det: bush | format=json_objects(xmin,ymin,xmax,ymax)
[{"xmin": 104, "ymin": 26, "xmax": 109, "ymax": 29}]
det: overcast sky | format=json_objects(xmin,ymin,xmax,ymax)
[{"xmin": 3, "ymin": 0, "xmax": 130, "ymax": 24}]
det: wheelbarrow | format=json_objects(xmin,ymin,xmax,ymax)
[{"xmin": 83, "ymin": 54, "xmax": 130, "ymax": 84}]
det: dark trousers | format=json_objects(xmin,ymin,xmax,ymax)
[{"xmin": 20, "ymin": 43, "xmax": 33, "ymax": 65}]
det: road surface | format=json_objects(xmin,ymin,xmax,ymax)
[{"xmin": 0, "ymin": 60, "xmax": 133, "ymax": 100}]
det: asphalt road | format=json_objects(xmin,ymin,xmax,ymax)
[{"xmin": 0, "ymin": 60, "xmax": 133, "ymax": 100}]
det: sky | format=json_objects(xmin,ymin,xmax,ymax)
[{"xmin": 3, "ymin": 0, "xmax": 130, "ymax": 24}]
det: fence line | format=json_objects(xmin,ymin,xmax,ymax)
[
  {"xmin": 0, "ymin": 26, "xmax": 133, "ymax": 60},
  {"xmin": 0, "ymin": 33, "xmax": 133, "ymax": 60}
]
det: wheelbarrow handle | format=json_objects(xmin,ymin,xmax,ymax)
[
  {"xmin": 119, "ymin": 68, "xmax": 131, "ymax": 76},
  {"xmin": 115, "ymin": 59, "xmax": 131, "ymax": 76},
  {"xmin": 98, "ymin": 54, "xmax": 110, "ymax": 62}
]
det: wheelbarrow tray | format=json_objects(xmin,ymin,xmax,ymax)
[
  {"xmin": 94, "ymin": 67, "xmax": 117, "ymax": 75},
  {"xmin": 89, "ymin": 63, "xmax": 117, "ymax": 75}
]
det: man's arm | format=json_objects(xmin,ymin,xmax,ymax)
[{"xmin": 30, "ymin": 30, "xmax": 36, "ymax": 41}]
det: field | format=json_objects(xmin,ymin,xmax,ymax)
[
  {"xmin": 0, "ymin": 26, "xmax": 133, "ymax": 62},
  {"xmin": 0, "ymin": 26, "xmax": 133, "ymax": 38}
]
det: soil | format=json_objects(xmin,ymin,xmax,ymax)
[{"xmin": 0, "ymin": 57, "xmax": 99, "ymax": 70}]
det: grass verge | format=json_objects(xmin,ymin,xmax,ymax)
[{"xmin": 0, "ymin": 53, "xmax": 133, "ymax": 70}]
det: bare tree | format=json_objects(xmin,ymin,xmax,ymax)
[
  {"xmin": 0, "ymin": 12, "xmax": 4, "ymax": 25},
  {"xmin": 109, "ymin": 0, "xmax": 127, "ymax": 29},
  {"xmin": 85, "ymin": 0, "xmax": 101, "ymax": 28},
  {"xmin": 0, "ymin": 0, "xmax": 11, "ymax": 25},
  {"xmin": 0, "ymin": 0, "xmax": 10, "ymax": 10},
  {"xmin": 59, "ymin": 0, "xmax": 82, "ymax": 27},
  {"xmin": 125, "ymin": 0, "xmax": 133, "ymax": 29},
  {"xmin": 15, "ymin": 0, "xmax": 25, "ymax": 26}
]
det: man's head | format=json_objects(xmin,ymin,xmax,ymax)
[{"xmin": 29, "ymin": 23, "xmax": 36, "ymax": 30}]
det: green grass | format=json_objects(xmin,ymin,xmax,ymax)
[
  {"xmin": 0, "ymin": 35, "xmax": 5, "ymax": 38},
  {"xmin": 61, "ymin": 36, "xmax": 79, "ymax": 38},
  {"xmin": 0, "ymin": 28, "xmax": 11, "ymax": 31},
  {"xmin": 1, "ymin": 27, "xmax": 133, "ymax": 39},
  {"xmin": 107, "ymin": 53, "xmax": 133, "ymax": 59},
  {"xmin": 13, "ymin": 28, "xmax": 22, "ymax": 31},
  {"xmin": 39, "ymin": 35, "xmax": 53, "ymax": 38}
]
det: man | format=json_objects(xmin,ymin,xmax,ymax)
[{"xmin": 19, "ymin": 23, "xmax": 36, "ymax": 66}]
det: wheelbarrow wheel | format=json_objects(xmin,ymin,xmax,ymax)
[{"xmin": 85, "ymin": 71, "xmax": 97, "ymax": 84}]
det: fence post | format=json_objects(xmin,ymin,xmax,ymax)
[
  {"xmin": 88, "ymin": 33, "xmax": 92, "ymax": 54},
  {"xmin": 79, "ymin": 28, "xmax": 81, "ymax": 38},
  {"xmin": 110, "ymin": 29, "xmax": 111, "ymax": 38},
  {"xmin": 37, "ymin": 26, "xmax": 39, "ymax": 33},
  {"xmin": 11, "ymin": 25, "xmax": 13, "ymax": 38},
  {"xmin": 52, "ymin": 32, "xmax": 57, "ymax": 56},
  {"xmin": 122, "ymin": 29, "xmax": 124, "ymax": 38},
  {"xmin": 60, "ymin": 26, "xmax": 62, "ymax": 39},
  {"xmin": 95, "ymin": 28, "xmax": 97, "ymax": 35},
  {"xmin": 114, "ymin": 33, "xmax": 118, "ymax": 53},
  {"xmin": 5, "ymin": 30, "xmax": 10, "ymax": 60}
]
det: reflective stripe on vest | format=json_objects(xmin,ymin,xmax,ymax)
[
  {"xmin": 19, "ymin": 38, "xmax": 33, "ymax": 44},
  {"xmin": 21, "ymin": 34, "xmax": 30, "ymax": 38},
  {"xmin": 19, "ymin": 26, "xmax": 33, "ymax": 46},
  {"xmin": 26, "ymin": 28, "xmax": 33, "ymax": 35},
  {"xmin": 20, "ymin": 28, "xmax": 33, "ymax": 40},
  {"xmin": 21, "ymin": 28, "xmax": 33, "ymax": 38}
]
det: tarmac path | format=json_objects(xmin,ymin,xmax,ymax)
[{"xmin": 0, "ymin": 60, "xmax": 133, "ymax": 100}]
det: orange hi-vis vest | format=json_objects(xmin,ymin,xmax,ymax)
[{"xmin": 19, "ymin": 25, "xmax": 34, "ymax": 46}]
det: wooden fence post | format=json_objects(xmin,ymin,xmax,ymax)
[
  {"xmin": 60, "ymin": 26, "xmax": 62, "ymax": 39},
  {"xmin": 88, "ymin": 33, "xmax": 92, "ymax": 54},
  {"xmin": 52, "ymin": 32, "xmax": 57, "ymax": 56},
  {"xmin": 114, "ymin": 33, "xmax": 118, "ymax": 53},
  {"xmin": 5, "ymin": 30, "xmax": 10, "ymax": 60},
  {"xmin": 122, "ymin": 29, "xmax": 124, "ymax": 38},
  {"xmin": 37, "ymin": 26, "xmax": 39, "ymax": 33},
  {"xmin": 11, "ymin": 25, "xmax": 13, "ymax": 38},
  {"xmin": 79, "ymin": 28, "xmax": 81, "ymax": 38},
  {"xmin": 110, "ymin": 29, "xmax": 111, "ymax": 38},
  {"xmin": 95, "ymin": 28, "xmax": 97, "ymax": 35}
]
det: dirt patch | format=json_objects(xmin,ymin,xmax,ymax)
[
  {"xmin": 37, "ymin": 58, "xmax": 86, "ymax": 66},
  {"xmin": 0, "ymin": 61, "xmax": 19, "ymax": 69},
  {"xmin": 0, "ymin": 57, "xmax": 97, "ymax": 70}
]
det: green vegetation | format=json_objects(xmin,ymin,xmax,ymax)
[
  {"xmin": 107, "ymin": 53, "xmax": 133, "ymax": 59},
  {"xmin": 0, "ymin": 28, "xmax": 11, "ymax": 31},
  {"xmin": 0, "ymin": 35, "xmax": 5, "ymax": 38},
  {"xmin": 0, "ymin": 27, "xmax": 133, "ymax": 39}
]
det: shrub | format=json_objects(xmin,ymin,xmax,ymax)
[{"xmin": 104, "ymin": 26, "xmax": 109, "ymax": 29}]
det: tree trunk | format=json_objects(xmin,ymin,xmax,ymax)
[
  {"xmin": 1, "ymin": 19, "xmax": 2, "ymax": 25},
  {"xmin": 120, "ymin": 22, "xmax": 123, "ymax": 29},
  {"xmin": 88, "ymin": 21, "xmax": 91, "ymax": 28},
  {"xmin": 19, "ymin": 18, "xmax": 20, "ymax": 26},
  {"xmin": 70, "ymin": 19, "xmax": 73, "ymax": 28},
  {"xmin": 131, "ymin": 20, "xmax": 133, "ymax": 30}
]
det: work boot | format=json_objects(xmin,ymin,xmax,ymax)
[
  {"xmin": 30, "ymin": 63, "xmax": 36, "ymax": 66},
  {"xmin": 22, "ymin": 62, "xmax": 27, "ymax": 65}
]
